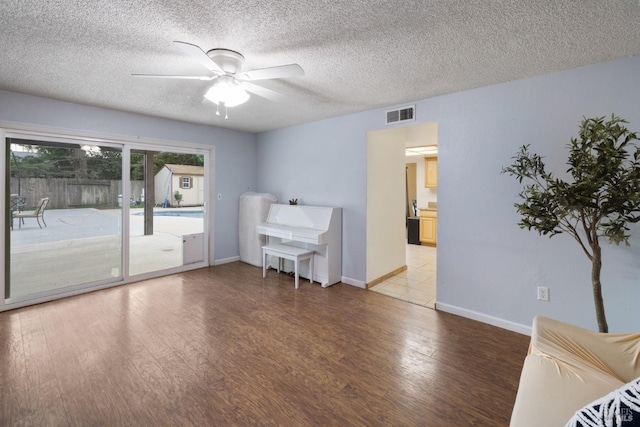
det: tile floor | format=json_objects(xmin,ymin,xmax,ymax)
[{"xmin": 369, "ymin": 243, "xmax": 436, "ymax": 309}]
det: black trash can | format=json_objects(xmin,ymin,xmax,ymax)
[{"xmin": 407, "ymin": 217, "xmax": 420, "ymax": 245}]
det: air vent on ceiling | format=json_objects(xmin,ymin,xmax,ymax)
[{"xmin": 386, "ymin": 105, "xmax": 415, "ymax": 125}]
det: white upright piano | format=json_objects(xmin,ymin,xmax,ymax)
[{"xmin": 256, "ymin": 204, "xmax": 342, "ymax": 287}]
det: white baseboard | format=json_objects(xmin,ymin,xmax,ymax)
[
  {"xmin": 436, "ymin": 302, "xmax": 532, "ymax": 336},
  {"xmin": 341, "ymin": 276, "xmax": 366, "ymax": 288},
  {"xmin": 214, "ymin": 256, "xmax": 240, "ymax": 266}
]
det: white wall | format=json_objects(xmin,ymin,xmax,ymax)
[
  {"xmin": 405, "ymin": 122, "xmax": 438, "ymax": 148},
  {"xmin": 154, "ymin": 166, "xmax": 172, "ymax": 205},
  {"xmin": 170, "ymin": 174, "xmax": 203, "ymax": 207},
  {"xmin": 367, "ymin": 128, "xmax": 407, "ymax": 283},
  {"xmin": 257, "ymin": 55, "xmax": 640, "ymax": 333},
  {"xmin": 0, "ymin": 90, "xmax": 257, "ymax": 263}
]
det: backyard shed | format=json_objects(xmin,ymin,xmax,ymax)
[{"xmin": 154, "ymin": 164, "xmax": 204, "ymax": 207}]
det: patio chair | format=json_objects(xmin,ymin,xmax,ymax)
[
  {"xmin": 13, "ymin": 197, "xmax": 49, "ymax": 229},
  {"xmin": 9, "ymin": 194, "xmax": 26, "ymax": 230}
]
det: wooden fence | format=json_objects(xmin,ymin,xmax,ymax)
[{"xmin": 10, "ymin": 178, "xmax": 144, "ymax": 210}]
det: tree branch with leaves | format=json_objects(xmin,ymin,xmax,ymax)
[{"xmin": 502, "ymin": 115, "xmax": 640, "ymax": 332}]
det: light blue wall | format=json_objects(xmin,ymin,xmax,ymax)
[
  {"xmin": 4, "ymin": 52, "xmax": 640, "ymax": 332},
  {"xmin": 256, "ymin": 113, "xmax": 378, "ymax": 284},
  {"xmin": 0, "ymin": 90, "xmax": 257, "ymax": 261},
  {"xmin": 257, "ymin": 55, "xmax": 640, "ymax": 332}
]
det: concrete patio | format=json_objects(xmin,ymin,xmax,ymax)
[{"xmin": 8, "ymin": 207, "xmax": 204, "ymax": 300}]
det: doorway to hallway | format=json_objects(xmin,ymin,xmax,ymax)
[{"xmin": 366, "ymin": 122, "xmax": 438, "ymax": 308}]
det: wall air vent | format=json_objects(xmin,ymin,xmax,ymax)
[{"xmin": 385, "ymin": 105, "xmax": 415, "ymax": 125}]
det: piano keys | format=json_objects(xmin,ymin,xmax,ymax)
[{"xmin": 257, "ymin": 204, "xmax": 342, "ymax": 287}]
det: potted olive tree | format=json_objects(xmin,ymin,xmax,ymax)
[{"xmin": 502, "ymin": 115, "xmax": 640, "ymax": 332}]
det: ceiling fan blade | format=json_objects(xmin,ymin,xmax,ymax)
[
  {"xmin": 173, "ymin": 41, "xmax": 224, "ymax": 74},
  {"xmin": 132, "ymin": 74, "xmax": 215, "ymax": 81},
  {"xmin": 241, "ymin": 82, "xmax": 287, "ymax": 102},
  {"xmin": 238, "ymin": 64, "xmax": 304, "ymax": 81}
]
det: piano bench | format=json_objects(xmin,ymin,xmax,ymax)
[{"xmin": 262, "ymin": 244, "xmax": 314, "ymax": 289}]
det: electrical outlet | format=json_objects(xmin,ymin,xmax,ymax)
[{"xmin": 537, "ymin": 286, "xmax": 550, "ymax": 302}]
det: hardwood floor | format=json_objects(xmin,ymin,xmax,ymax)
[{"xmin": 0, "ymin": 262, "xmax": 530, "ymax": 426}]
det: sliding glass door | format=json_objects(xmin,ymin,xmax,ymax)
[
  {"xmin": 7, "ymin": 137, "xmax": 123, "ymax": 301},
  {"xmin": 5, "ymin": 133, "xmax": 209, "ymax": 305},
  {"xmin": 128, "ymin": 150, "xmax": 205, "ymax": 276}
]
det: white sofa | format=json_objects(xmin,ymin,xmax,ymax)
[{"xmin": 510, "ymin": 316, "xmax": 640, "ymax": 427}]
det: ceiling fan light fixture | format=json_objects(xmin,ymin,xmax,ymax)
[
  {"xmin": 133, "ymin": 41, "xmax": 304, "ymax": 116},
  {"xmin": 204, "ymin": 76, "xmax": 250, "ymax": 107}
]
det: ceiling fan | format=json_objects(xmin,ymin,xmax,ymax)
[{"xmin": 133, "ymin": 41, "xmax": 304, "ymax": 118}]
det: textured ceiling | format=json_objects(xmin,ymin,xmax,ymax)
[{"xmin": 1, "ymin": 1, "xmax": 640, "ymax": 133}]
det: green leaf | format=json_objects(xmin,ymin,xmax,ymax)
[{"xmin": 503, "ymin": 115, "xmax": 640, "ymax": 247}]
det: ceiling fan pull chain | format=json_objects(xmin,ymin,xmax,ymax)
[
  {"xmin": 216, "ymin": 104, "xmax": 220, "ymax": 116},
  {"xmin": 225, "ymin": 104, "xmax": 228, "ymax": 120}
]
